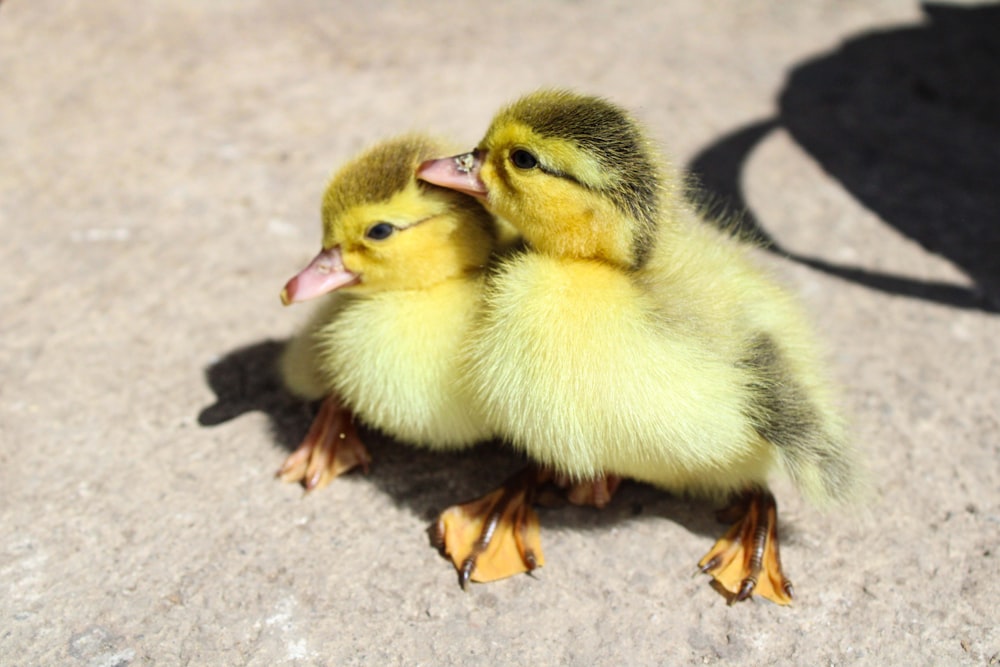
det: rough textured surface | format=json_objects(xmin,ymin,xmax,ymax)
[{"xmin": 2, "ymin": 2, "xmax": 998, "ymax": 665}]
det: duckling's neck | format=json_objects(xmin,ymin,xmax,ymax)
[{"xmin": 520, "ymin": 189, "xmax": 638, "ymax": 268}]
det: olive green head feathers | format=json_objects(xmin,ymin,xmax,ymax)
[
  {"xmin": 419, "ymin": 90, "xmax": 666, "ymax": 269},
  {"xmin": 282, "ymin": 134, "xmax": 496, "ymax": 303},
  {"xmin": 278, "ymin": 133, "xmax": 500, "ymax": 450}
]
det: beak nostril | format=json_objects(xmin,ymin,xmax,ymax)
[
  {"xmin": 417, "ymin": 153, "xmax": 488, "ymax": 200},
  {"xmin": 455, "ymin": 152, "xmax": 477, "ymax": 174},
  {"xmin": 280, "ymin": 245, "xmax": 357, "ymax": 303}
]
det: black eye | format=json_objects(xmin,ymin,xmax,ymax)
[
  {"xmin": 365, "ymin": 222, "xmax": 396, "ymax": 240},
  {"xmin": 510, "ymin": 149, "xmax": 538, "ymax": 170}
]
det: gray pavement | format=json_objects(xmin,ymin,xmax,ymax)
[{"xmin": 1, "ymin": 2, "xmax": 997, "ymax": 665}]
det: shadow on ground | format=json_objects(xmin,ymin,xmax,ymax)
[
  {"xmin": 197, "ymin": 339, "xmax": 742, "ymax": 554},
  {"xmin": 688, "ymin": 2, "xmax": 1000, "ymax": 312}
]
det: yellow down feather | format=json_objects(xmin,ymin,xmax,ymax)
[
  {"xmin": 280, "ymin": 134, "xmax": 500, "ymax": 450},
  {"xmin": 453, "ymin": 90, "xmax": 863, "ymax": 505}
]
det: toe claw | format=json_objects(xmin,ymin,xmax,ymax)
[
  {"xmin": 698, "ymin": 555, "xmax": 721, "ymax": 574},
  {"xmin": 459, "ymin": 558, "xmax": 475, "ymax": 590},
  {"xmin": 734, "ymin": 577, "xmax": 757, "ymax": 603}
]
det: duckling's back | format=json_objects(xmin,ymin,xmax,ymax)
[
  {"xmin": 640, "ymin": 211, "xmax": 862, "ymax": 506},
  {"xmin": 469, "ymin": 206, "xmax": 862, "ymax": 504}
]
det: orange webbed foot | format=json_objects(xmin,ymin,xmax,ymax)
[
  {"xmin": 697, "ymin": 488, "xmax": 794, "ymax": 606},
  {"xmin": 276, "ymin": 395, "xmax": 371, "ymax": 492},
  {"xmin": 433, "ymin": 467, "xmax": 545, "ymax": 587}
]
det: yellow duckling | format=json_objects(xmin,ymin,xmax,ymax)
[
  {"xmin": 278, "ymin": 134, "xmax": 499, "ymax": 490},
  {"xmin": 418, "ymin": 90, "xmax": 864, "ymax": 605},
  {"xmin": 281, "ymin": 134, "xmax": 574, "ymax": 586}
]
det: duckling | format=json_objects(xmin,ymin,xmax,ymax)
[
  {"xmin": 418, "ymin": 90, "xmax": 864, "ymax": 605},
  {"xmin": 279, "ymin": 134, "xmax": 553, "ymax": 584},
  {"xmin": 282, "ymin": 134, "xmax": 590, "ymax": 586},
  {"xmin": 277, "ymin": 134, "xmax": 500, "ymax": 491}
]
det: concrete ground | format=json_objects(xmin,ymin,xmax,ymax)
[{"xmin": 2, "ymin": 1, "xmax": 997, "ymax": 665}]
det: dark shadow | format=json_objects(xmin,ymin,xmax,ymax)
[
  {"xmin": 197, "ymin": 339, "xmax": 731, "ymax": 542},
  {"xmin": 197, "ymin": 340, "xmax": 314, "ymax": 451},
  {"xmin": 197, "ymin": 338, "xmax": 809, "ymax": 603},
  {"xmin": 688, "ymin": 2, "xmax": 1000, "ymax": 312}
]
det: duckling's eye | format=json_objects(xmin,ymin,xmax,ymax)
[
  {"xmin": 365, "ymin": 222, "xmax": 396, "ymax": 241},
  {"xmin": 510, "ymin": 149, "xmax": 538, "ymax": 170}
]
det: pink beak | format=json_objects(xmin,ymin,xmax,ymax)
[
  {"xmin": 417, "ymin": 150, "xmax": 488, "ymax": 200},
  {"xmin": 280, "ymin": 246, "xmax": 359, "ymax": 305}
]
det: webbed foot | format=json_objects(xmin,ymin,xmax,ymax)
[
  {"xmin": 697, "ymin": 488, "xmax": 794, "ymax": 606},
  {"xmin": 276, "ymin": 395, "xmax": 371, "ymax": 492},
  {"xmin": 433, "ymin": 467, "xmax": 544, "ymax": 587}
]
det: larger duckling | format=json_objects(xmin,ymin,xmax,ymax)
[{"xmin": 419, "ymin": 90, "xmax": 864, "ymax": 605}]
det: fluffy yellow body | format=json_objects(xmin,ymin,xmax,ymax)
[
  {"xmin": 292, "ymin": 278, "xmax": 493, "ymax": 449},
  {"xmin": 418, "ymin": 90, "xmax": 865, "ymax": 602}
]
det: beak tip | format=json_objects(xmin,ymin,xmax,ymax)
[
  {"xmin": 279, "ymin": 246, "xmax": 358, "ymax": 304},
  {"xmin": 417, "ymin": 152, "xmax": 488, "ymax": 199}
]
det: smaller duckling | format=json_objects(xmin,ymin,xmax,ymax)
[
  {"xmin": 279, "ymin": 133, "xmax": 609, "ymax": 587},
  {"xmin": 277, "ymin": 134, "xmax": 499, "ymax": 491}
]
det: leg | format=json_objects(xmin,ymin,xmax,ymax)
[
  {"xmin": 553, "ymin": 472, "xmax": 622, "ymax": 508},
  {"xmin": 697, "ymin": 488, "xmax": 794, "ymax": 606},
  {"xmin": 433, "ymin": 467, "xmax": 545, "ymax": 587},
  {"xmin": 276, "ymin": 395, "xmax": 371, "ymax": 491}
]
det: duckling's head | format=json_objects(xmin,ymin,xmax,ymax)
[
  {"xmin": 418, "ymin": 90, "xmax": 662, "ymax": 268},
  {"xmin": 281, "ymin": 135, "xmax": 495, "ymax": 304}
]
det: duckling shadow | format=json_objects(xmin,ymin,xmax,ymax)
[
  {"xmin": 195, "ymin": 339, "xmax": 730, "ymax": 541},
  {"xmin": 197, "ymin": 339, "xmax": 313, "ymax": 451},
  {"xmin": 533, "ymin": 481, "xmax": 805, "ymax": 550},
  {"xmin": 687, "ymin": 2, "xmax": 1000, "ymax": 313},
  {"xmin": 195, "ymin": 338, "xmax": 524, "ymax": 507},
  {"xmin": 348, "ymin": 431, "xmax": 728, "ymax": 543}
]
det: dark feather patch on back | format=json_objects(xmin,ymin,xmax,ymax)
[
  {"xmin": 739, "ymin": 332, "xmax": 857, "ymax": 502},
  {"xmin": 740, "ymin": 333, "xmax": 822, "ymax": 450}
]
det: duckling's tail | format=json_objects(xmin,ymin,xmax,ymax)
[
  {"xmin": 740, "ymin": 333, "xmax": 866, "ymax": 507},
  {"xmin": 774, "ymin": 425, "xmax": 866, "ymax": 508}
]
